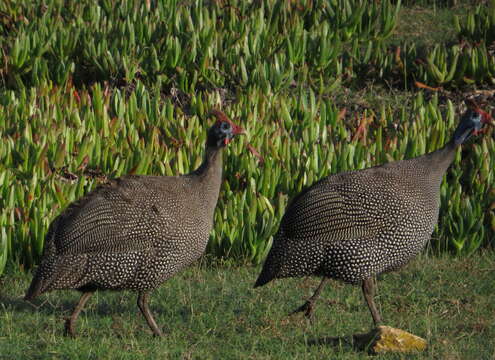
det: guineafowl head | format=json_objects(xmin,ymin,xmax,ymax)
[
  {"xmin": 207, "ymin": 109, "xmax": 245, "ymax": 148},
  {"xmin": 452, "ymin": 107, "xmax": 492, "ymax": 145}
]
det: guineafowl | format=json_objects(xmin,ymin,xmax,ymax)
[
  {"xmin": 254, "ymin": 105, "xmax": 492, "ymax": 326},
  {"xmin": 25, "ymin": 110, "xmax": 244, "ymax": 337}
]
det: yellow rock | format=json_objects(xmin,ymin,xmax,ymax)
[{"xmin": 353, "ymin": 325, "xmax": 427, "ymax": 354}]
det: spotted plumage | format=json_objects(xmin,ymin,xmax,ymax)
[
  {"xmin": 255, "ymin": 107, "xmax": 492, "ymax": 326},
  {"xmin": 25, "ymin": 110, "xmax": 244, "ymax": 337}
]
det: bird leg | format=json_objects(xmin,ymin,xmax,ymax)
[
  {"xmin": 289, "ymin": 277, "xmax": 329, "ymax": 321},
  {"xmin": 64, "ymin": 291, "xmax": 94, "ymax": 337},
  {"xmin": 137, "ymin": 292, "xmax": 163, "ymax": 337},
  {"xmin": 362, "ymin": 277, "xmax": 382, "ymax": 326}
]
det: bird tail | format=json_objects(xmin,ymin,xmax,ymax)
[
  {"xmin": 25, "ymin": 229, "xmax": 57, "ymax": 301},
  {"xmin": 24, "ymin": 254, "xmax": 88, "ymax": 301},
  {"xmin": 253, "ymin": 269, "xmax": 272, "ymax": 288},
  {"xmin": 24, "ymin": 272, "xmax": 44, "ymax": 300},
  {"xmin": 254, "ymin": 233, "xmax": 286, "ymax": 288},
  {"xmin": 253, "ymin": 251, "xmax": 278, "ymax": 288}
]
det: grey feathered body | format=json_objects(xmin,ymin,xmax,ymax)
[
  {"xmin": 256, "ymin": 144, "xmax": 456, "ymax": 286},
  {"xmin": 26, "ymin": 150, "xmax": 222, "ymax": 297}
]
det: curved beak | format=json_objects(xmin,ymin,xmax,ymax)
[
  {"xmin": 232, "ymin": 123, "xmax": 246, "ymax": 136},
  {"xmin": 224, "ymin": 124, "xmax": 245, "ymax": 145}
]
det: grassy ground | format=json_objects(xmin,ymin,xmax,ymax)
[
  {"xmin": 1, "ymin": 253, "xmax": 494, "ymax": 359},
  {"xmin": 391, "ymin": 2, "xmax": 469, "ymax": 47}
]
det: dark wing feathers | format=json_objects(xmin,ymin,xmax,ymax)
[
  {"xmin": 52, "ymin": 177, "xmax": 175, "ymax": 255},
  {"xmin": 280, "ymin": 182, "xmax": 392, "ymax": 242}
]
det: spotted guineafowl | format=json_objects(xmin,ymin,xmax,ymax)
[
  {"xmin": 25, "ymin": 110, "xmax": 244, "ymax": 337},
  {"xmin": 254, "ymin": 106, "xmax": 492, "ymax": 326}
]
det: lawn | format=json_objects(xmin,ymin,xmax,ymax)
[{"xmin": 1, "ymin": 253, "xmax": 494, "ymax": 359}]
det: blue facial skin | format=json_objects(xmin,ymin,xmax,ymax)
[
  {"xmin": 452, "ymin": 109, "xmax": 483, "ymax": 146},
  {"xmin": 208, "ymin": 121, "xmax": 234, "ymax": 148},
  {"xmin": 218, "ymin": 121, "xmax": 234, "ymax": 142}
]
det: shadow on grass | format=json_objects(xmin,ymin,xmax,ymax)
[
  {"xmin": 0, "ymin": 294, "xmax": 42, "ymax": 312},
  {"xmin": 308, "ymin": 335, "xmax": 354, "ymax": 349},
  {"xmin": 0, "ymin": 292, "xmax": 139, "ymax": 317},
  {"xmin": 307, "ymin": 331, "xmax": 378, "ymax": 355},
  {"xmin": 0, "ymin": 289, "xmax": 190, "ymax": 335}
]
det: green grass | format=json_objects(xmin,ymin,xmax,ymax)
[
  {"xmin": 391, "ymin": 2, "xmax": 471, "ymax": 47},
  {"xmin": 1, "ymin": 253, "xmax": 494, "ymax": 359}
]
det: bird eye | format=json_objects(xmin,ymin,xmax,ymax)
[
  {"xmin": 221, "ymin": 122, "xmax": 231, "ymax": 131},
  {"xmin": 469, "ymin": 110, "xmax": 481, "ymax": 122}
]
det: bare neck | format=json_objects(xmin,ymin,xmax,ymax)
[
  {"xmin": 419, "ymin": 140, "xmax": 457, "ymax": 178},
  {"xmin": 189, "ymin": 145, "xmax": 224, "ymax": 193}
]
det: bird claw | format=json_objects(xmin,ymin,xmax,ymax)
[{"xmin": 289, "ymin": 301, "xmax": 315, "ymax": 322}]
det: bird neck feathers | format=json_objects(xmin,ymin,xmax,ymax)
[
  {"xmin": 190, "ymin": 145, "xmax": 224, "ymax": 186},
  {"xmin": 420, "ymin": 141, "xmax": 457, "ymax": 178}
]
